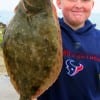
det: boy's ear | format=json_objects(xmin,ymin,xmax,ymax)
[{"xmin": 56, "ymin": 0, "xmax": 62, "ymax": 9}]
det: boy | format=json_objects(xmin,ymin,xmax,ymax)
[{"xmin": 38, "ymin": 0, "xmax": 100, "ymax": 99}]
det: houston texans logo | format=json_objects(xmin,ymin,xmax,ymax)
[{"xmin": 65, "ymin": 59, "xmax": 84, "ymax": 76}]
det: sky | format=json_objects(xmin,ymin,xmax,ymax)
[
  {"xmin": 0, "ymin": 0, "xmax": 19, "ymax": 12},
  {"xmin": 0, "ymin": 0, "xmax": 100, "ymax": 13}
]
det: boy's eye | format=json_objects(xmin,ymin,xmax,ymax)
[
  {"xmin": 68, "ymin": 0, "xmax": 77, "ymax": 2},
  {"xmin": 82, "ymin": 0, "xmax": 91, "ymax": 2},
  {"xmin": 68, "ymin": 0, "xmax": 91, "ymax": 2}
]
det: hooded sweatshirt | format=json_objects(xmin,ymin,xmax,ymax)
[{"xmin": 38, "ymin": 18, "xmax": 100, "ymax": 100}]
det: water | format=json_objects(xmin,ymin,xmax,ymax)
[{"xmin": 89, "ymin": 13, "xmax": 100, "ymax": 29}]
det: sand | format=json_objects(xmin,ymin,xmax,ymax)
[
  {"xmin": 0, "ymin": 75, "xmax": 19, "ymax": 100},
  {"xmin": 0, "ymin": 49, "xmax": 19, "ymax": 100}
]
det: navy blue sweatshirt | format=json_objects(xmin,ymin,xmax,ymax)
[{"xmin": 38, "ymin": 18, "xmax": 100, "ymax": 100}]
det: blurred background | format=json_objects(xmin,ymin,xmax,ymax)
[
  {"xmin": 0, "ymin": 0, "xmax": 100, "ymax": 100},
  {"xmin": 0, "ymin": 0, "xmax": 100, "ymax": 28}
]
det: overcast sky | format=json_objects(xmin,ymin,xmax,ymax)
[{"xmin": 0, "ymin": 0, "xmax": 100, "ymax": 13}]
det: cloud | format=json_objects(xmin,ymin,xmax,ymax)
[{"xmin": 0, "ymin": 0, "xmax": 19, "ymax": 12}]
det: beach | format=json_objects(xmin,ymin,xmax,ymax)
[
  {"xmin": 0, "ymin": 75, "xmax": 19, "ymax": 100},
  {"xmin": 0, "ymin": 49, "xmax": 19, "ymax": 100}
]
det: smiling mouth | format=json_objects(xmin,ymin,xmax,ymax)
[
  {"xmin": 72, "ymin": 11, "xmax": 83, "ymax": 14},
  {"xmin": 72, "ymin": 11, "xmax": 83, "ymax": 16}
]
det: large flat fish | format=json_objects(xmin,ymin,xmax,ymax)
[{"xmin": 2, "ymin": 0, "xmax": 62, "ymax": 100}]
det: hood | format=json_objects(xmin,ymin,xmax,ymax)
[{"xmin": 59, "ymin": 18, "xmax": 96, "ymax": 35}]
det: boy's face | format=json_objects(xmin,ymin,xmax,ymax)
[{"xmin": 56, "ymin": 0, "xmax": 94, "ymax": 27}]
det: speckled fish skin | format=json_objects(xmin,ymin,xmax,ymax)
[{"xmin": 2, "ymin": 0, "xmax": 62, "ymax": 100}]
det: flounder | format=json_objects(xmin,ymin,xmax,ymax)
[{"xmin": 2, "ymin": 0, "xmax": 62, "ymax": 100}]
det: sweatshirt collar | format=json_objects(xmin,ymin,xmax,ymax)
[{"xmin": 59, "ymin": 18, "xmax": 96, "ymax": 35}]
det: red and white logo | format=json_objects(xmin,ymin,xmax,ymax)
[{"xmin": 65, "ymin": 59, "xmax": 84, "ymax": 76}]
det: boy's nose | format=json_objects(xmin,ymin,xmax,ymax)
[{"xmin": 74, "ymin": 0, "xmax": 83, "ymax": 8}]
